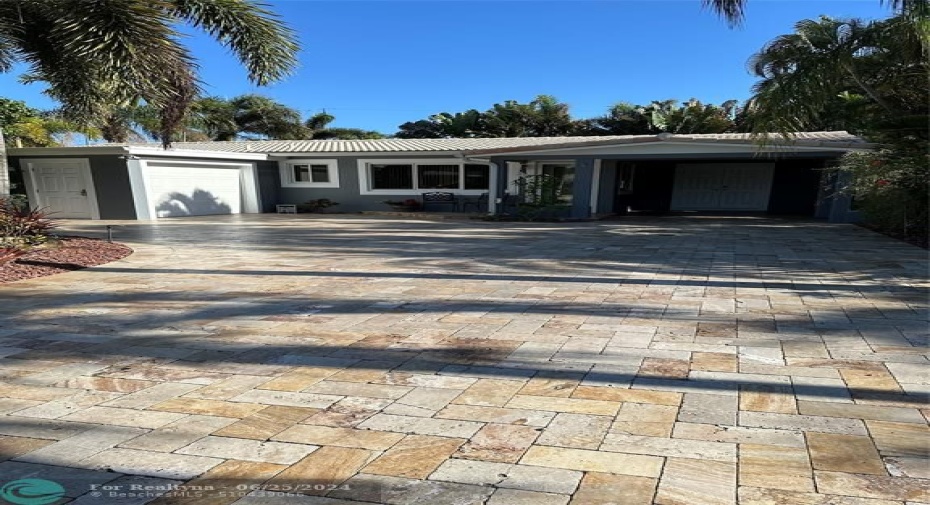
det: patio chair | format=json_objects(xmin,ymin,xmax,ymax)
[
  {"xmin": 462, "ymin": 193, "xmax": 488, "ymax": 213},
  {"xmin": 422, "ymin": 192, "xmax": 458, "ymax": 212}
]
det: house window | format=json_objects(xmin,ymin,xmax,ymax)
[
  {"xmin": 371, "ymin": 164, "xmax": 413, "ymax": 189},
  {"xmin": 464, "ymin": 164, "xmax": 490, "ymax": 190},
  {"xmin": 418, "ymin": 165, "xmax": 459, "ymax": 189},
  {"xmin": 280, "ymin": 159, "xmax": 339, "ymax": 188},
  {"xmin": 360, "ymin": 160, "xmax": 490, "ymax": 194}
]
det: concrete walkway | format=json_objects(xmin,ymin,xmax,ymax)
[{"xmin": 0, "ymin": 215, "xmax": 927, "ymax": 504}]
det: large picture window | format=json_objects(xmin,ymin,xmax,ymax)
[
  {"xmin": 280, "ymin": 159, "xmax": 340, "ymax": 188},
  {"xmin": 360, "ymin": 160, "xmax": 490, "ymax": 194}
]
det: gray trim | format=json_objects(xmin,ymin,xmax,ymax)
[{"xmin": 126, "ymin": 158, "xmax": 152, "ymax": 220}]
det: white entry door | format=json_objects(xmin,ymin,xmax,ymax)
[
  {"xmin": 671, "ymin": 163, "xmax": 774, "ymax": 211},
  {"xmin": 24, "ymin": 159, "xmax": 98, "ymax": 218}
]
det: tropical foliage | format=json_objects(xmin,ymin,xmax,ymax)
[
  {"xmin": 302, "ymin": 112, "xmax": 386, "ymax": 140},
  {"xmin": 701, "ymin": 0, "xmax": 928, "ymax": 26},
  {"xmin": 0, "ymin": 196, "xmax": 57, "ymax": 265},
  {"xmin": 396, "ymin": 96, "xmax": 749, "ymax": 138},
  {"xmin": 747, "ymin": 11, "xmax": 928, "ymax": 245},
  {"xmin": 0, "ymin": 98, "xmax": 96, "ymax": 147},
  {"xmin": 98, "ymin": 98, "xmax": 387, "ymax": 142},
  {"xmin": 0, "ymin": 0, "xmax": 299, "ymax": 146}
]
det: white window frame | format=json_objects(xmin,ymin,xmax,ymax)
[
  {"xmin": 357, "ymin": 159, "xmax": 491, "ymax": 195},
  {"xmin": 280, "ymin": 159, "xmax": 340, "ymax": 188}
]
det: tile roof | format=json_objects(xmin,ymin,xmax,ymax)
[{"xmin": 134, "ymin": 131, "xmax": 865, "ymax": 155}]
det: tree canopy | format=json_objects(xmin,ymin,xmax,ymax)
[
  {"xmin": 745, "ymin": 11, "xmax": 928, "ymax": 245},
  {"xmin": 396, "ymin": 96, "xmax": 749, "ymax": 138},
  {"xmin": 0, "ymin": 98, "xmax": 95, "ymax": 147},
  {"xmin": 0, "ymin": 0, "xmax": 299, "ymax": 145}
]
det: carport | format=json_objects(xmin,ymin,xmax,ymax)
[{"xmin": 465, "ymin": 132, "xmax": 867, "ymax": 222}]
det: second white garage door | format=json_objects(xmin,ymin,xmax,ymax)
[{"xmin": 144, "ymin": 162, "xmax": 243, "ymax": 218}]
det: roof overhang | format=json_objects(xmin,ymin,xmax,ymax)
[
  {"xmin": 266, "ymin": 151, "xmax": 467, "ymax": 158},
  {"xmin": 463, "ymin": 137, "xmax": 871, "ymax": 157},
  {"xmin": 8, "ymin": 145, "xmax": 269, "ymax": 161}
]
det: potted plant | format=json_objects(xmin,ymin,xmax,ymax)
[{"xmin": 383, "ymin": 199, "xmax": 421, "ymax": 212}]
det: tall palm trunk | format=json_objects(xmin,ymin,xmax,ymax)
[{"xmin": 0, "ymin": 129, "xmax": 10, "ymax": 197}]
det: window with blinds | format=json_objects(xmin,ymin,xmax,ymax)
[
  {"xmin": 418, "ymin": 165, "xmax": 459, "ymax": 189},
  {"xmin": 464, "ymin": 164, "xmax": 490, "ymax": 190},
  {"xmin": 370, "ymin": 164, "xmax": 414, "ymax": 189},
  {"xmin": 365, "ymin": 162, "xmax": 490, "ymax": 192}
]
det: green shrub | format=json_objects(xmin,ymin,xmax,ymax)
[{"xmin": 836, "ymin": 144, "xmax": 929, "ymax": 247}]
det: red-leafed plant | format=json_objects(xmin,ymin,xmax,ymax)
[
  {"xmin": 0, "ymin": 246, "xmax": 27, "ymax": 265},
  {"xmin": 0, "ymin": 198, "xmax": 57, "ymax": 246}
]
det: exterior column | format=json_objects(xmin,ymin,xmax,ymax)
[
  {"xmin": 126, "ymin": 157, "xmax": 153, "ymax": 220},
  {"xmin": 487, "ymin": 162, "xmax": 499, "ymax": 215},
  {"xmin": 0, "ymin": 130, "xmax": 10, "ymax": 197},
  {"xmin": 492, "ymin": 157, "xmax": 509, "ymax": 215},
  {"xmin": 571, "ymin": 157, "xmax": 595, "ymax": 219}
]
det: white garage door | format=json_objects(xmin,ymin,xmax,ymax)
[
  {"xmin": 144, "ymin": 162, "xmax": 243, "ymax": 218},
  {"xmin": 670, "ymin": 163, "xmax": 774, "ymax": 211}
]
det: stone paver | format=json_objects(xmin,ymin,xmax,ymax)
[
  {"xmin": 176, "ymin": 435, "xmax": 318, "ymax": 464},
  {"xmin": 0, "ymin": 215, "xmax": 926, "ymax": 504},
  {"xmin": 571, "ymin": 472, "xmax": 657, "ymax": 504},
  {"xmin": 361, "ymin": 434, "xmax": 463, "ymax": 478}
]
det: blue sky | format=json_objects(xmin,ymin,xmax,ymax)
[{"xmin": 0, "ymin": 1, "xmax": 890, "ymax": 134}]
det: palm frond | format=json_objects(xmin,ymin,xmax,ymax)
[
  {"xmin": 166, "ymin": 0, "xmax": 299, "ymax": 85},
  {"xmin": 702, "ymin": 0, "xmax": 747, "ymax": 26}
]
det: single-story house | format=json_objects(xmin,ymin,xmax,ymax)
[{"xmin": 6, "ymin": 131, "xmax": 867, "ymax": 222}]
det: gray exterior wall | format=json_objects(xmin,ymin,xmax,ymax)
[
  {"xmin": 275, "ymin": 155, "xmax": 481, "ymax": 213},
  {"xmin": 256, "ymin": 160, "xmax": 280, "ymax": 213},
  {"xmin": 596, "ymin": 161, "xmax": 618, "ymax": 215},
  {"xmin": 10, "ymin": 154, "xmax": 136, "ymax": 220}
]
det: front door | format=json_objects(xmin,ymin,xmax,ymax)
[
  {"xmin": 24, "ymin": 159, "xmax": 96, "ymax": 218},
  {"xmin": 670, "ymin": 163, "xmax": 774, "ymax": 211}
]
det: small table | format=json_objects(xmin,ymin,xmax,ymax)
[{"xmin": 276, "ymin": 204, "xmax": 297, "ymax": 214}]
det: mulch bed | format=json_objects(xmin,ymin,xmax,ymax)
[{"xmin": 0, "ymin": 237, "xmax": 133, "ymax": 284}]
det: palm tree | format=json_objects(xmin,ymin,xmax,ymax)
[
  {"xmin": 0, "ymin": 0, "xmax": 299, "ymax": 194},
  {"xmin": 228, "ymin": 94, "xmax": 306, "ymax": 140},
  {"xmin": 310, "ymin": 128, "xmax": 386, "ymax": 140},
  {"xmin": 646, "ymin": 99, "xmax": 739, "ymax": 134},
  {"xmin": 702, "ymin": 0, "xmax": 927, "ymax": 25},
  {"xmin": 745, "ymin": 14, "xmax": 927, "ymax": 135},
  {"xmin": 581, "ymin": 102, "xmax": 652, "ymax": 136}
]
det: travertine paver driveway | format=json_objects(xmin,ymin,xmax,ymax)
[{"xmin": 0, "ymin": 215, "xmax": 927, "ymax": 505}]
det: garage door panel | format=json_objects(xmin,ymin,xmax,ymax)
[
  {"xmin": 144, "ymin": 165, "xmax": 242, "ymax": 218},
  {"xmin": 671, "ymin": 163, "xmax": 774, "ymax": 211}
]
